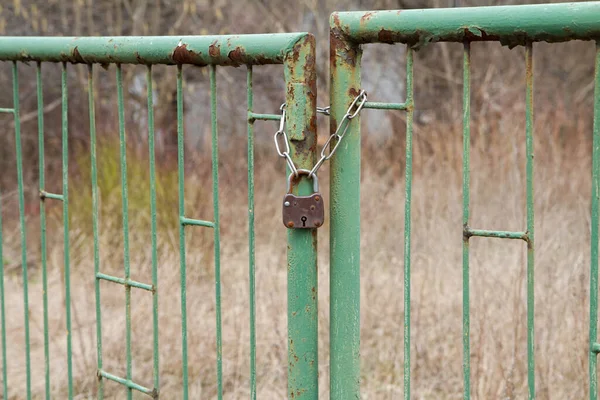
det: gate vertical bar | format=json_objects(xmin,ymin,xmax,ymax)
[
  {"xmin": 176, "ymin": 64, "xmax": 189, "ymax": 400},
  {"xmin": 37, "ymin": 61, "xmax": 51, "ymax": 400},
  {"xmin": 403, "ymin": 47, "xmax": 414, "ymax": 400},
  {"xmin": 0, "ymin": 185, "xmax": 7, "ymax": 400},
  {"xmin": 283, "ymin": 34, "xmax": 318, "ymax": 399},
  {"xmin": 462, "ymin": 41, "xmax": 472, "ymax": 400},
  {"xmin": 13, "ymin": 61, "xmax": 31, "ymax": 400},
  {"xmin": 330, "ymin": 16, "xmax": 362, "ymax": 400},
  {"xmin": 116, "ymin": 64, "xmax": 133, "ymax": 400},
  {"xmin": 246, "ymin": 65, "xmax": 257, "ymax": 400},
  {"xmin": 525, "ymin": 42, "xmax": 535, "ymax": 400},
  {"xmin": 209, "ymin": 64, "xmax": 224, "ymax": 400},
  {"xmin": 591, "ymin": 41, "xmax": 600, "ymax": 400},
  {"xmin": 146, "ymin": 64, "xmax": 160, "ymax": 394},
  {"xmin": 88, "ymin": 63, "xmax": 104, "ymax": 399},
  {"xmin": 61, "ymin": 62, "xmax": 74, "ymax": 399}
]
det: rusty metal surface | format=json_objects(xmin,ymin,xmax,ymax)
[
  {"xmin": 331, "ymin": 2, "xmax": 600, "ymax": 49},
  {"xmin": 0, "ymin": 34, "xmax": 311, "ymax": 66}
]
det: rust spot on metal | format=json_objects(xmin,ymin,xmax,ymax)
[
  {"xmin": 172, "ymin": 43, "xmax": 203, "ymax": 65},
  {"xmin": 330, "ymin": 27, "xmax": 359, "ymax": 68},
  {"xmin": 209, "ymin": 40, "xmax": 221, "ymax": 58},
  {"xmin": 228, "ymin": 46, "xmax": 245, "ymax": 66},
  {"xmin": 71, "ymin": 47, "xmax": 85, "ymax": 63},
  {"xmin": 463, "ymin": 224, "xmax": 472, "ymax": 243},
  {"xmin": 377, "ymin": 29, "xmax": 396, "ymax": 44},
  {"xmin": 134, "ymin": 51, "xmax": 145, "ymax": 64},
  {"xmin": 360, "ymin": 11, "xmax": 375, "ymax": 23}
]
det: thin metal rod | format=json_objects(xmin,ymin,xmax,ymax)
[
  {"xmin": 88, "ymin": 63, "xmax": 104, "ymax": 399},
  {"xmin": 98, "ymin": 370, "xmax": 154, "ymax": 395},
  {"xmin": 462, "ymin": 41, "xmax": 471, "ymax": 400},
  {"xmin": 247, "ymin": 112, "xmax": 281, "ymax": 121},
  {"xmin": 146, "ymin": 64, "xmax": 160, "ymax": 393},
  {"xmin": 96, "ymin": 273, "xmax": 154, "ymax": 292},
  {"xmin": 0, "ymin": 108, "xmax": 14, "ymax": 113},
  {"xmin": 116, "ymin": 64, "xmax": 133, "ymax": 400},
  {"xmin": 210, "ymin": 64, "xmax": 224, "ymax": 400},
  {"xmin": 0, "ymin": 181, "xmax": 7, "ymax": 400},
  {"xmin": 13, "ymin": 61, "xmax": 32, "ymax": 400},
  {"xmin": 179, "ymin": 217, "xmax": 214, "ymax": 228},
  {"xmin": 37, "ymin": 61, "xmax": 51, "ymax": 400},
  {"xmin": 40, "ymin": 191, "xmax": 64, "ymax": 201},
  {"xmin": 177, "ymin": 64, "xmax": 189, "ymax": 400},
  {"xmin": 465, "ymin": 228, "xmax": 528, "ymax": 241},
  {"xmin": 61, "ymin": 62, "xmax": 74, "ymax": 399},
  {"xmin": 591, "ymin": 41, "xmax": 600, "ymax": 400},
  {"xmin": 247, "ymin": 65, "xmax": 257, "ymax": 400},
  {"xmin": 525, "ymin": 42, "xmax": 536, "ymax": 400},
  {"xmin": 363, "ymin": 101, "xmax": 408, "ymax": 110},
  {"xmin": 403, "ymin": 47, "xmax": 414, "ymax": 400}
]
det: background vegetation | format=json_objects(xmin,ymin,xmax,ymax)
[{"xmin": 0, "ymin": 0, "xmax": 597, "ymax": 398}]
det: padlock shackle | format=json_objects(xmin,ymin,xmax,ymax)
[{"xmin": 287, "ymin": 168, "xmax": 319, "ymax": 193}]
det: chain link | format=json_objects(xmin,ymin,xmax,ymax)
[{"xmin": 272, "ymin": 90, "xmax": 367, "ymax": 179}]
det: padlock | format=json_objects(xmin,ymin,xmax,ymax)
[{"xmin": 282, "ymin": 169, "xmax": 324, "ymax": 229}]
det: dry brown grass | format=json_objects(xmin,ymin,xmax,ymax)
[{"xmin": 1, "ymin": 100, "xmax": 596, "ymax": 399}]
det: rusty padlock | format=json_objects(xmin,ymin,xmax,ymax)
[{"xmin": 282, "ymin": 169, "xmax": 324, "ymax": 229}]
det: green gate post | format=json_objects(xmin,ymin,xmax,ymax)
[
  {"xmin": 284, "ymin": 34, "xmax": 319, "ymax": 400},
  {"xmin": 329, "ymin": 14, "xmax": 362, "ymax": 400}
]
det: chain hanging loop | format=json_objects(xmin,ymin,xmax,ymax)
[{"xmin": 272, "ymin": 90, "xmax": 367, "ymax": 180}]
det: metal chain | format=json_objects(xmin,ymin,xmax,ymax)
[{"xmin": 273, "ymin": 90, "xmax": 367, "ymax": 178}]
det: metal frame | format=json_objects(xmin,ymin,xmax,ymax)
[
  {"xmin": 0, "ymin": 34, "xmax": 317, "ymax": 400},
  {"xmin": 329, "ymin": 2, "xmax": 600, "ymax": 399}
]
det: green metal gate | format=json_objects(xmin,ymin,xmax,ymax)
[
  {"xmin": 329, "ymin": 2, "xmax": 600, "ymax": 400},
  {"xmin": 3, "ymin": 1, "xmax": 600, "ymax": 399},
  {"xmin": 0, "ymin": 34, "xmax": 318, "ymax": 399}
]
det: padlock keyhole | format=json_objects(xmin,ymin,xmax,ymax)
[{"xmin": 301, "ymin": 216, "xmax": 307, "ymax": 227}]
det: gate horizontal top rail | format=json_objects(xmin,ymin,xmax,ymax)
[
  {"xmin": 0, "ymin": 32, "xmax": 317, "ymax": 400},
  {"xmin": 332, "ymin": 2, "xmax": 600, "ymax": 47},
  {"xmin": 328, "ymin": 2, "xmax": 600, "ymax": 400},
  {"xmin": 0, "ymin": 34, "xmax": 310, "ymax": 66}
]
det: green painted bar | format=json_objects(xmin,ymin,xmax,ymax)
[
  {"xmin": 593, "ymin": 342, "xmax": 600, "ymax": 354},
  {"xmin": 98, "ymin": 370, "xmax": 154, "ymax": 395},
  {"xmin": 36, "ymin": 61, "xmax": 51, "ymax": 400},
  {"xmin": 61, "ymin": 62, "xmax": 74, "ymax": 400},
  {"xmin": 88, "ymin": 63, "xmax": 105, "ymax": 399},
  {"xmin": 525, "ymin": 42, "xmax": 536, "ymax": 400},
  {"xmin": 40, "ymin": 191, "xmax": 64, "ymax": 201},
  {"xmin": 462, "ymin": 41, "xmax": 471, "ymax": 400},
  {"xmin": 13, "ymin": 62, "xmax": 32, "ymax": 400},
  {"xmin": 116, "ymin": 64, "xmax": 133, "ymax": 400},
  {"xmin": 332, "ymin": 2, "xmax": 600, "ymax": 47},
  {"xmin": 248, "ymin": 112, "xmax": 281, "ymax": 121},
  {"xmin": 176, "ymin": 64, "xmax": 189, "ymax": 400},
  {"xmin": 403, "ymin": 47, "xmax": 414, "ymax": 400},
  {"xmin": 363, "ymin": 101, "xmax": 407, "ymax": 110},
  {"xmin": 210, "ymin": 64, "xmax": 224, "ymax": 399},
  {"xmin": 179, "ymin": 216, "xmax": 214, "ymax": 228},
  {"xmin": 0, "ymin": 34, "xmax": 310, "ymax": 65},
  {"xmin": 466, "ymin": 229, "xmax": 528, "ymax": 240},
  {"xmin": 247, "ymin": 66, "xmax": 257, "ymax": 400},
  {"xmin": 96, "ymin": 273, "xmax": 154, "ymax": 292},
  {"xmin": 146, "ymin": 64, "xmax": 160, "ymax": 393},
  {"xmin": 0, "ymin": 186, "xmax": 7, "ymax": 399},
  {"xmin": 330, "ymin": 19, "xmax": 361, "ymax": 399},
  {"xmin": 591, "ymin": 42, "xmax": 600, "ymax": 400},
  {"xmin": 283, "ymin": 34, "xmax": 318, "ymax": 399},
  {"xmin": 0, "ymin": 108, "xmax": 14, "ymax": 113}
]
